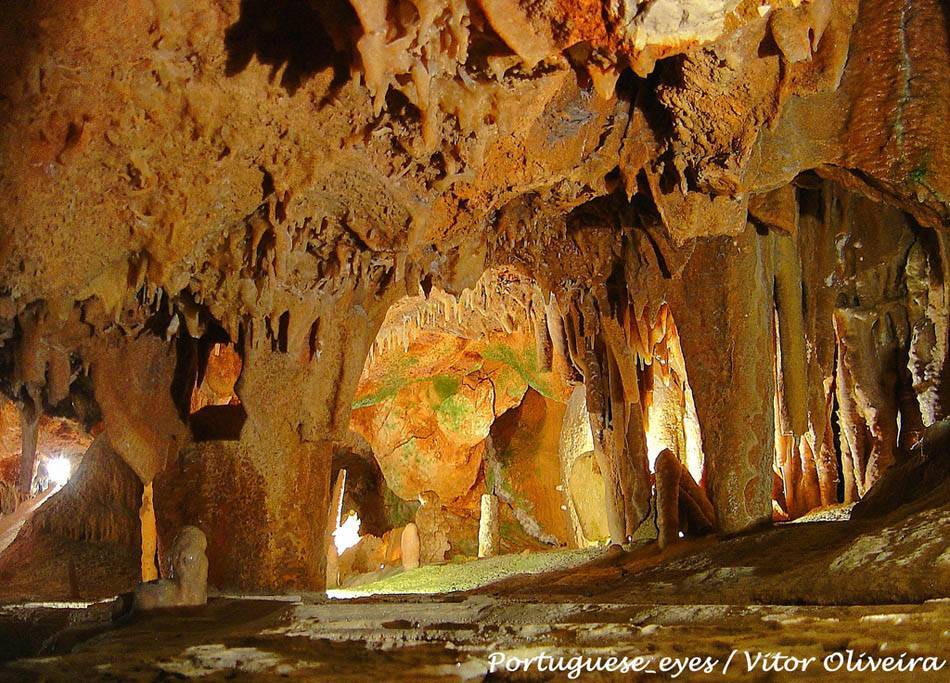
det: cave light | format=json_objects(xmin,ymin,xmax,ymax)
[
  {"xmin": 45, "ymin": 456, "xmax": 72, "ymax": 489},
  {"xmin": 333, "ymin": 511, "xmax": 362, "ymax": 554},
  {"xmin": 644, "ymin": 424, "xmax": 666, "ymax": 473}
]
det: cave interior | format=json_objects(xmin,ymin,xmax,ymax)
[{"xmin": 0, "ymin": 0, "xmax": 947, "ymax": 678}]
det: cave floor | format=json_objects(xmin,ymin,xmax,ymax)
[
  {"xmin": 1, "ymin": 503, "xmax": 947, "ymax": 681},
  {"xmin": 0, "ymin": 593, "xmax": 946, "ymax": 681}
]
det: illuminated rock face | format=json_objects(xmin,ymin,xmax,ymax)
[
  {"xmin": 0, "ymin": 0, "xmax": 946, "ymax": 595},
  {"xmin": 350, "ymin": 272, "xmax": 565, "ymax": 510},
  {"xmin": 487, "ymin": 389, "xmax": 573, "ymax": 546}
]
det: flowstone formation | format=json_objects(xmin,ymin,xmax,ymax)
[{"xmin": 0, "ymin": 0, "xmax": 945, "ymax": 611}]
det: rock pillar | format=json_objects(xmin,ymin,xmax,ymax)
[
  {"xmin": 674, "ymin": 225, "xmax": 776, "ymax": 533},
  {"xmin": 401, "ymin": 522, "xmax": 420, "ymax": 569},
  {"xmin": 478, "ymin": 493, "xmax": 500, "ymax": 558},
  {"xmin": 156, "ymin": 298, "xmax": 390, "ymax": 592}
]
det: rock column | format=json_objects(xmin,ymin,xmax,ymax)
[
  {"xmin": 674, "ymin": 225, "xmax": 776, "ymax": 533},
  {"xmin": 478, "ymin": 493, "xmax": 500, "ymax": 558}
]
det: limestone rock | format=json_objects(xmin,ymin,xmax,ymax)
[
  {"xmin": 487, "ymin": 389, "xmax": 573, "ymax": 546},
  {"xmin": 0, "ymin": 0, "xmax": 946, "ymax": 603}
]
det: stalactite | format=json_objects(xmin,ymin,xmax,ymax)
[
  {"xmin": 91, "ymin": 334, "xmax": 189, "ymax": 485},
  {"xmin": 905, "ymin": 234, "xmax": 950, "ymax": 428},
  {"xmin": 16, "ymin": 397, "xmax": 39, "ymax": 497},
  {"xmin": 833, "ymin": 308, "xmax": 903, "ymax": 498},
  {"xmin": 562, "ymin": 290, "xmax": 653, "ymax": 545}
]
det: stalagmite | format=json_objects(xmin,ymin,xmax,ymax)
[
  {"xmin": 655, "ymin": 449, "xmax": 715, "ymax": 550},
  {"xmin": 133, "ymin": 526, "xmax": 208, "ymax": 610},
  {"xmin": 478, "ymin": 493, "xmax": 500, "ymax": 558},
  {"xmin": 401, "ymin": 522, "xmax": 420, "ymax": 570},
  {"xmin": 326, "ymin": 540, "xmax": 340, "ymax": 588},
  {"xmin": 414, "ymin": 491, "xmax": 451, "ymax": 565},
  {"xmin": 655, "ymin": 449, "xmax": 682, "ymax": 549},
  {"xmin": 140, "ymin": 482, "xmax": 158, "ymax": 582},
  {"xmin": 16, "ymin": 399, "xmax": 38, "ymax": 497}
]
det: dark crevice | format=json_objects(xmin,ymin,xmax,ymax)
[{"xmin": 224, "ymin": 0, "xmax": 355, "ymax": 96}]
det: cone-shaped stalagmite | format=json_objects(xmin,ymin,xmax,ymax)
[
  {"xmin": 655, "ymin": 448, "xmax": 715, "ymax": 549},
  {"xmin": 401, "ymin": 523, "xmax": 420, "ymax": 570}
]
